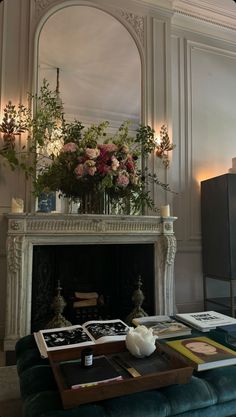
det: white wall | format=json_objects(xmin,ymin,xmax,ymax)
[
  {"xmin": 171, "ymin": 18, "xmax": 236, "ymax": 312},
  {"xmin": 1, "ymin": 0, "xmax": 236, "ymax": 343}
]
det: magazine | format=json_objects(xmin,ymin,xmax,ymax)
[
  {"xmin": 34, "ymin": 319, "xmax": 129, "ymax": 358},
  {"xmin": 175, "ymin": 311, "xmax": 236, "ymax": 332},
  {"xmin": 165, "ymin": 336, "xmax": 236, "ymax": 371},
  {"xmin": 132, "ymin": 315, "xmax": 191, "ymax": 339},
  {"xmin": 60, "ymin": 355, "xmax": 123, "ymax": 389}
]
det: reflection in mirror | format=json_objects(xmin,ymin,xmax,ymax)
[{"xmin": 38, "ymin": 6, "xmax": 141, "ymax": 129}]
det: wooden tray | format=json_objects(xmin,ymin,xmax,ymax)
[{"xmin": 48, "ymin": 341, "xmax": 193, "ymax": 409}]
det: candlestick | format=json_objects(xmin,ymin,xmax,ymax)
[
  {"xmin": 160, "ymin": 204, "xmax": 170, "ymax": 217},
  {"xmin": 11, "ymin": 197, "xmax": 24, "ymax": 213}
]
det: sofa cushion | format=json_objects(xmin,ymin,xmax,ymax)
[
  {"xmin": 198, "ymin": 366, "xmax": 236, "ymax": 403},
  {"xmin": 20, "ymin": 365, "xmax": 57, "ymax": 400},
  {"xmin": 160, "ymin": 375, "xmax": 217, "ymax": 415},
  {"xmin": 17, "ymin": 348, "xmax": 49, "ymax": 375},
  {"xmin": 102, "ymin": 391, "xmax": 169, "ymax": 417}
]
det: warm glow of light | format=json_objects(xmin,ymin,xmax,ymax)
[
  {"xmin": 155, "ymin": 134, "xmax": 161, "ymax": 146},
  {"xmin": 154, "ymin": 124, "xmax": 164, "ymax": 145},
  {"xmin": 195, "ymin": 168, "xmax": 226, "ymax": 185}
]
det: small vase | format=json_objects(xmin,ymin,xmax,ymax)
[{"xmin": 37, "ymin": 192, "xmax": 56, "ymax": 213}]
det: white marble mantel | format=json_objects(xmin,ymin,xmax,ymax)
[{"xmin": 4, "ymin": 213, "xmax": 177, "ymax": 350}]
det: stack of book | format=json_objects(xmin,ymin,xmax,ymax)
[
  {"xmin": 73, "ymin": 291, "xmax": 99, "ymax": 308},
  {"xmin": 175, "ymin": 311, "xmax": 236, "ymax": 332},
  {"xmin": 156, "ymin": 311, "xmax": 236, "ymax": 372},
  {"xmin": 72, "ymin": 291, "xmax": 100, "ymax": 322}
]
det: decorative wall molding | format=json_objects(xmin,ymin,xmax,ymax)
[
  {"xmin": 117, "ymin": 10, "xmax": 144, "ymax": 45},
  {"xmin": 165, "ymin": 234, "xmax": 177, "ymax": 265},
  {"xmin": 173, "ymin": 0, "xmax": 236, "ymax": 32},
  {"xmin": 7, "ymin": 236, "xmax": 23, "ymax": 273},
  {"xmin": 155, "ymin": 234, "xmax": 176, "ymax": 314},
  {"xmin": 35, "ymin": 0, "xmax": 55, "ymax": 15}
]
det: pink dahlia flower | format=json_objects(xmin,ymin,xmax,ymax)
[
  {"xmin": 84, "ymin": 159, "xmax": 97, "ymax": 176},
  {"xmin": 85, "ymin": 147, "xmax": 100, "ymax": 159},
  {"xmin": 98, "ymin": 143, "xmax": 118, "ymax": 157},
  {"xmin": 125, "ymin": 156, "xmax": 135, "ymax": 172},
  {"xmin": 74, "ymin": 164, "xmax": 84, "ymax": 177},
  {"xmin": 117, "ymin": 172, "xmax": 129, "ymax": 188},
  {"xmin": 87, "ymin": 166, "xmax": 97, "ymax": 176},
  {"xmin": 61, "ymin": 142, "xmax": 78, "ymax": 153}
]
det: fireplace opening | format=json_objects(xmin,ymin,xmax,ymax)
[{"xmin": 31, "ymin": 243, "xmax": 155, "ymax": 332}]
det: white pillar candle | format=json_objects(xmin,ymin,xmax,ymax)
[
  {"xmin": 160, "ymin": 204, "xmax": 170, "ymax": 217},
  {"xmin": 11, "ymin": 198, "xmax": 24, "ymax": 213}
]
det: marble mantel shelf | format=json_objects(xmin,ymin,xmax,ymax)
[
  {"xmin": 4, "ymin": 213, "xmax": 177, "ymax": 351},
  {"xmin": 6, "ymin": 213, "xmax": 177, "ymax": 236}
]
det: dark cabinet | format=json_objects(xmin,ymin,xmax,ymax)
[{"xmin": 201, "ymin": 173, "xmax": 236, "ymax": 316}]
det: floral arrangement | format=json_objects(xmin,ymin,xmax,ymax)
[
  {"xmin": 0, "ymin": 81, "xmax": 175, "ymax": 214},
  {"xmin": 35, "ymin": 120, "xmax": 173, "ymax": 213}
]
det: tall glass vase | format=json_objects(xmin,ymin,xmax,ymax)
[
  {"xmin": 62, "ymin": 192, "xmax": 136, "ymax": 215},
  {"xmin": 61, "ymin": 197, "xmax": 80, "ymax": 214},
  {"xmin": 78, "ymin": 191, "xmax": 107, "ymax": 214}
]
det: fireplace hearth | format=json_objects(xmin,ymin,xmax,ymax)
[{"xmin": 4, "ymin": 213, "xmax": 177, "ymax": 350}]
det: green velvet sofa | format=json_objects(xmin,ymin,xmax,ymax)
[{"xmin": 16, "ymin": 335, "xmax": 236, "ymax": 417}]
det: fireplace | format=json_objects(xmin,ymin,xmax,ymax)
[{"xmin": 4, "ymin": 213, "xmax": 177, "ymax": 350}]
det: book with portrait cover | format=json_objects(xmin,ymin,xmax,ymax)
[
  {"xmin": 132, "ymin": 315, "xmax": 192, "ymax": 339},
  {"xmin": 164, "ymin": 336, "xmax": 236, "ymax": 371},
  {"xmin": 34, "ymin": 319, "xmax": 129, "ymax": 358},
  {"xmin": 60, "ymin": 355, "xmax": 123, "ymax": 389},
  {"xmin": 175, "ymin": 311, "xmax": 236, "ymax": 332}
]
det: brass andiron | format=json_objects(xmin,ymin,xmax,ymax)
[
  {"xmin": 126, "ymin": 275, "xmax": 148, "ymax": 325},
  {"xmin": 46, "ymin": 280, "xmax": 72, "ymax": 329}
]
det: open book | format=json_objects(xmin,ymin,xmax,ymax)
[{"xmin": 34, "ymin": 319, "xmax": 129, "ymax": 358}]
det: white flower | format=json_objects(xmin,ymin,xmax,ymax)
[{"xmin": 125, "ymin": 325, "xmax": 156, "ymax": 358}]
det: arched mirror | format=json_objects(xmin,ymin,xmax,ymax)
[{"xmin": 37, "ymin": 5, "xmax": 141, "ymax": 129}]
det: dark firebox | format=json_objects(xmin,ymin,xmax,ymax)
[{"xmin": 31, "ymin": 244, "xmax": 154, "ymax": 331}]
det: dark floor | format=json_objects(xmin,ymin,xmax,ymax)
[{"xmin": 0, "ymin": 399, "xmax": 22, "ymax": 417}]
